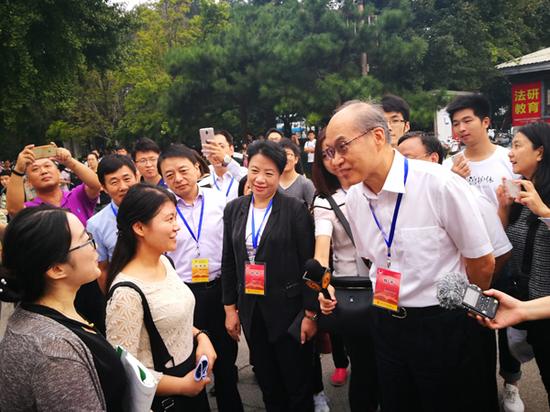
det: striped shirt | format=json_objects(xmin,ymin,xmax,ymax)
[{"xmin": 506, "ymin": 206, "xmax": 550, "ymax": 300}]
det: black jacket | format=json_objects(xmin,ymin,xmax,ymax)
[{"xmin": 221, "ymin": 191, "xmax": 316, "ymax": 342}]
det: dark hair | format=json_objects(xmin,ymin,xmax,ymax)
[
  {"xmin": 279, "ymin": 138, "xmax": 304, "ymax": 173},
  {"xmin": 265, "ymin": 128, "xmax": 284, "ymax": 140},
  {"xmin": 133, "ymin": 138, "xmax": 160, "ymax": 160},
  {"xmin": 311, "ymin": 128, "xmax": 341, "ymax": 196},
  {"xmin": 191, "ymin": 148, "xmax": 211, "ymax": 177},
  {"xmin": 307, "ymin": 130, "xmax": 316, "ymax": 137},
  {"xmin": 0, "ymin": 169, "xmax": 11, "ymax": 177},
  {"xmin": 87, "ymin": 152, "xmax": 99, "ymax": 160},
  {"xmin": 106, "ymin": 184, "xmax": 176, "ymax": 289},
  {"xmin": 97, "ymin": 154, "xmax": 137, "ymax": 185},
  {"xmin": 279, "ymin": 138, "xmax": 300, "ymax": 157},
  {"xmin": 238, "ymin": 176, "xmax": 248, "ymax": 197},
  {"xmin": 381, "ymin": 94, "xmax": 410, "ymax": 122},
  {"xmin": 398, "ymin": 131, "xmax": 447, "ymax": 165},
  {"xmin": 157, "ymin": 144, "xmax": 199, "ymax": 176},
  {"xmin": 446, "ymin": 94, "xmax": 491, "ymax": 122},
  {"xmin": 214, "ymin": 129, "xmax": 234, "ymax": 146},
  {"xmin": 247, "ymin": 140, "xmax": 287, "ymax": 174},
  {"xmin": 2, "ymin": 206, "xmax": 71, "ymax": 302}
]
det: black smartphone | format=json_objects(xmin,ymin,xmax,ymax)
[{"xmin": 462, "ymin": 285, "xmax": 499, "ymax": 319}]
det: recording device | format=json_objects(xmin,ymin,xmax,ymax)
[
  {"xmin": 462, "ymin": 284, "xmax": 499, "ymax": 319},
  {"xmin": 199, "ymin": 127, "xmax": 214, "ymax": 146},
  {"xmin": 504, "ymin": 179, "xmax": 521, "ymax": 199},
  {"xmin": 32, "ymin": 144, "xmax": 57, "ymax": 160},
  {"xmin": 303, "ymin": 258, "xmax": 332, "ymax": 300},
  {"xmin": 436, "ymin": 272, "xmax": 499, "ymax": 319}
]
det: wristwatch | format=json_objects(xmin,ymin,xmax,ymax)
[
  {"xmin": 304, "ymin": 311, "xmax": 318, "ymax": 322},
  {"xmin": 222, "ymin": 154, "xmax": 232, "ymax": 167}
]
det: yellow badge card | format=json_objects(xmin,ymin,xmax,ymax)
[{"xmin": 191, "ymin": 258, "xmax": 209, "ymax": 283}]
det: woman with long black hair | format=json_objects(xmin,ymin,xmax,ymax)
[
  {"xmin": 495, "ymin": 122, "xmax": 550, "ymax": 404},
  {"xmin": 105, "ymin": 183, "xmax": 216, "ymax": 411}
]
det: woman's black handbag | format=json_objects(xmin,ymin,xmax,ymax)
[
  {"xmin": 108, "ymin": 282, "xmax": 209, "ymax": 412},
  {"xmin": 316, "ymin": 195, "xmax": 373, "ymax": 336}
]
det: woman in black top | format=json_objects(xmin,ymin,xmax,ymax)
[
  {"xmin": 0, "ymin": 206, "xmax": 126, "ymax": 411},
  {"xmin": 495, "ymin": 122, "xmax": 550, "ymax": 403},
  {"xmin": 222, "ymin": 140, "xmax": 317, "ymax": 412}
]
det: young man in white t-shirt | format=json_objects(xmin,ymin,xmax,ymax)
[
  {"xmin": 443, "ymin": 94, "xmax": 524, "ymax": 412},
  {"xmin": 443, "ymin": 94, "xmax": 517, "ymax": 207},
  {"xmin": 303, "ymin": 130, "xmax": 316, "ymax": 177}
]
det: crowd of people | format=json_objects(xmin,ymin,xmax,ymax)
[{"xmin": 0, "ymin": 93, "xmax": 550, "ymax": 412}]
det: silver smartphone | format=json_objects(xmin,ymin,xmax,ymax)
[
  {"xmin": 199, "ymin": 127, "xmax": 214, "ymax": 146},
  {"xmin": 504, "ymin": 179, "xmax": 521, "ymax": 198}
]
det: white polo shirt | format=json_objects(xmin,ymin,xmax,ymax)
[{"xmin": 346, "ymin": 150, "xmax": 493, "ymax": 307}]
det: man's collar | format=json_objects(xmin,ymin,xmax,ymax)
[
  {"xmin": 362, "ymin": 149, "xmax": 407, "ymax": 199},
  {"xmin": 176, "ymin": 185, "xmax": 203, "ymax": 207}
]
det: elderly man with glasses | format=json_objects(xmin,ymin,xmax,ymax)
[{"xmin": 319, "ymin": 101, "xmax": 499, "ymax": 412}]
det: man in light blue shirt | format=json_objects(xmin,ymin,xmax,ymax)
[{"xmin": 87, "ymin": 155, "xmax": 139, "ymax": 291}]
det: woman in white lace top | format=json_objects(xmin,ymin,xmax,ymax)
[{"xmin": 105, "ymin": 183, "xmax": 216, "ymax": 411}]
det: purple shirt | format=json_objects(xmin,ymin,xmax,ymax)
[{"xmin": 25, "ymin": 183, "xmax": 98, "ymax": 225}]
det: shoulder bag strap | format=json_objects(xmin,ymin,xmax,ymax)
[
  {"xmin": 107, "ymin": 281, "xmax": 174, "ymax": 371},
  {"xmin": 326, "ymin": 194, "xmax": 355, "ymax": 247}
]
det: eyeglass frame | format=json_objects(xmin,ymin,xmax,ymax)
[
  {"xmin": 68, "ymin": 232, "xmax": 96, "ymax": 253},
  {"xmin": 135, "ymin": 156, "xmax": 159, "ymax": 166},
  {"xmin": 322, "ymin": 127, "xmax": 376, "ymax": 160}
]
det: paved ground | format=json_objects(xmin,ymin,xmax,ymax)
[{"xmin": 208, "ymin": 336, "xmax": 550, "ymax": 412}]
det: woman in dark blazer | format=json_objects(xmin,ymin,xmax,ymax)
[{"xmin": 222, "ymin": 140, "xmax": 317, "ymax": 412}]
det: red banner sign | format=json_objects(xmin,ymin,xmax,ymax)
[{"xmin": 512, "ymin": 81, "xmax": 542, "ymax": 126}]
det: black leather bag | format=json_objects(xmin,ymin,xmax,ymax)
[
  {"xmin": 108, "ymin": 282, "xmax": 209, "ymax": 412},
  {"xmin": 316, "ymin": 195, "xmax": 373, "ymax": 336},
  {"xmin": 318, "ymin": 276, "xmax": 373, "ymax": 335}
]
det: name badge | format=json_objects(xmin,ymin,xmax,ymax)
[
  {"xmin": 373, "ymin": 267, "xmax": 401, "ymax": 312},
  {"xmin": 191, "ymin": 258, "xmax": 209, "ymax": 283},
  {"xmin": 245, "ymin": 261, "xmax": 266, "ymax": 296}
]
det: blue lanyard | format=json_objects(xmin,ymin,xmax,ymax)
[
  {"xmin": 176, "ymin": 196, "xmax": 205, "ymax": 245},
  {"xmin": 369, "ymin": 157, "xmax": 409, "ymax": 268},
  {"xmin": 110, "ymin": 203, "xmax": 118, "ymax": 217},
  {"xmin": 251, "ymin": 196, "xmax": 274, "ymax": 250},
  {"xmin": 213, "ymin": 175, "xmax": 235, "ymax": 197}
]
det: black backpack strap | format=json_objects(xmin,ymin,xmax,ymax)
[
  {"xmin": 107, "ymin": 281, "xmax": 174, "ymax": 371},
  {"xmin": 326, "ymin": 194, "xmax": 355, "ymax": 247}
]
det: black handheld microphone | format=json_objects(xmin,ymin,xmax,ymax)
[{"xmin": 303, "ymin": 258, "xmax": 332, "ymax": 300}]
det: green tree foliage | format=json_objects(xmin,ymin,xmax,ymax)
[
  {"xmin": 0, "ymin": 0, "xmax": 132, "ymax": 157},
  {"xmin": 3, "ymin": 0, "xmax": 549, "ymax": 157}
]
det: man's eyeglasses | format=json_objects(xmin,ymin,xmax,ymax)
[
  {"xmin": 68, "ymin": 232, "xmax": 96, "ymax": 253},
  {"xmin": 135, "ymin": 157, "xmax": 159, "ymax": 166},
  {"xmin": 322, "ymin": 128, "xmax": 374, "ymax": 160}
]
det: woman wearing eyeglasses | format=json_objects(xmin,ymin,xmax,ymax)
[
  {"xmin": 222, "ymin": 140, "xmax": 317, "ymax": 411},
  {"xmin": 105, "ymin": 183, "xmax": 216, "ymax": 411},
  {"xmin": 0, "ymin": 206, "xmax": 127, "ymax": 411}
]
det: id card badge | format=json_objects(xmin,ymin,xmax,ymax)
[
  {"xmin": 373, "ymin": 267, "xmax": 402, "ymax": 312},
  {"xmin": 244, "ymin": 261, "xmax": 266, "ymax": 296},
  {"xmin": 191, "ymin": 258, "xmax": 209, "ymax": 283}
]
